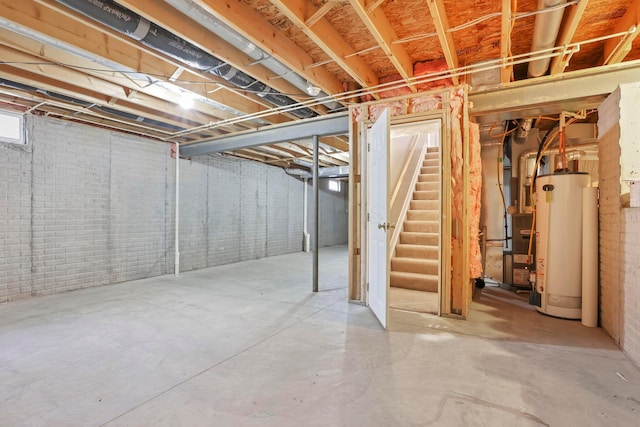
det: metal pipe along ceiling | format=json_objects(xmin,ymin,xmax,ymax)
[
  {"xmin": 528, "ymin": 0, "xmax": 568, "ymax": 77},
  {"xmin": 164, "ymin": 0, "xmax": 343, "ymax": 112},
  {"xmin": 0, "ymin": 78, "xmax": 186, "ymax": 132},
  {"xmin": 54, "ymin": 0, "xmax": 317, "ymax": 119}
]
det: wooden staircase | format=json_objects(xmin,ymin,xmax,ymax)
[{"xmin": 390, "ymin": 148, "xmax": 440, "ymax": 292}]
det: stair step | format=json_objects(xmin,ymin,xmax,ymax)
[
  {"xmin": 423, "ymin": 159, "xmax": 438, "ymax": 167},
  {"xmin": 413, "ymin": 190, "xmax": 438, "ymax": 200},
  {"xmin": 404, "ymin": 220, "xmax": 438, "ymax": 233},
  {"xmin": 420, "ymin": 166, "xmax": 439, "ymax": 174},
  {"xmin": 418, "ymin": 174, "xmax": 438, "ymax": 183},
  {"xmin": 399, "ymin": 232, "xmax": 439, "ymax": 245},
  {"xmin": 390, "ymin": 271, "xmax": 439, "ymax": 292},
  {"xmin": 396, "ymin": 244, "xmax": 439, "ymax": 259},
  {"xmin": 410, "ymin": 200, "xmax": 439, "ymax": 210},
  {"xmin": 407, "ymin": 210, "xmax": 439, "ymax": 221},
  {"xmin": 391, "ymin": 257, "xmax": 439, "ymax": 275},
  {"xmin": 427, "ymin": 147, "xmax": 440, "ymax": 154},
  {"xmin": 416, "ymin": 182, "xmax": 438, "ymax": 192}
]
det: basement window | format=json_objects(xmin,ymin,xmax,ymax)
[
  {"xmin": 328, "ymin": 180, "xmax": 341, "ymax": 192},
  {"xmin": 0, "ymin": 110, "xmax": 24, "ymax": 145}
]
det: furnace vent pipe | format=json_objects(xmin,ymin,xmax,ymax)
[{"xmin": 528, "ymin": 0, "xmax": 568, "ymax": 77}]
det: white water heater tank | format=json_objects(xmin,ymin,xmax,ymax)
[{"xmin": 535, "ymin": 173, "xmax": 591, "ymax": 319}]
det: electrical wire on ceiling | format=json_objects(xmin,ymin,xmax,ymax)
[
  {"xmin": 2, "ymin": 23, "xmax": 631, "ymax": 127},
  {"xmin": 1, "ymin": 24, "xmax": 633, "ymax": 139}
]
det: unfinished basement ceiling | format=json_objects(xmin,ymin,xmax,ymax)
[{"xmin": 0, "ymin": 0, "xmax": 638, "ymax": 165}]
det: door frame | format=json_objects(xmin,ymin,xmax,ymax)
[{"xmin": 348, "ymin": 87, "xmax": 470, "ymax": 320}]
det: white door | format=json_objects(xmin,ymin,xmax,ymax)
[{"xmin": 368, "ymin": 109, "xmax": 390, "ymax": 328}]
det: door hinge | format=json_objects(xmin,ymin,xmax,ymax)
[
  {"xmin": 367, "ymin": 143, "xmax": 370, "ymax": 152},
  {"xmin": 367, "ymin": 213, "xmax": 370, "ymax": 221},
  {"xmin": 366, "ymin": 282, "xmax": 370, "ymax": 291}
]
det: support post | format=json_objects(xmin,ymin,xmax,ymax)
[
  {"xmin": 303, "ymin": 178, "xmax": 310, "ymax": 252},
  {"xmin": 312, "ymin": 135, "xmax": 319, "ymax": 292},
  {"xmin": 175, "ymin": 142, "xmax": 180, "ymax": 276}
]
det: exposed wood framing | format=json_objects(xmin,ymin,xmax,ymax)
[
  {"xmin": 366, "ymin": 0, "xmax": 386, "ymax": 13},
  {"xmin": 116, "ymin": 0, "xmax": 327, "ymax": 116},
  {"xmin": 462, "ymin": 88, "xmax": 471, "ymax": 317},
  {"xmin": 500, "ymin": 0, "xmax": 513, "ymax": 83},
  {"xmin": 440, "ymin": 102, "xmax": 452, "ymax": 316},
  {"xmin": 34, "ymin": 0, "xmax": 275, "ymax": 116},
  {"xmin": 306, "ymin": 0, "xmax": 339, "ymax": 27},
  {"xmin": 348, "ymin": 0, "xmax": 416, "ymax": 92},
  {"xmin": 9, "ymin": 0, "xmax": 290, "ymax": 125},
  {"xmin": 603, "ymin": 0, "xmax": 640, "ymax": 65},
  {"xmin": 0, "ymin": 28, "xmax": 239, "ymax": 128},
  {"xmin": 549, "ymin": 0, "xmax": 590, "ymax": 74},
  {"xmin": 271, "ymin": 0, "xmax": 380, "ymax": 91},
  {"xmin": 426, "ymin": 0, "xmax": 458, "ymax": 85},
  {"xmin": 192, "ymin": 0, "xmax": 344, "ymax": 96},
  {"xmin": 0, "ymin": 46, "xmax": 206, "ymax": 130}
]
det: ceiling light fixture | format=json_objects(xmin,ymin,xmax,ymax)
[{"xmin": 306, "ymin": 81, "xmax": 321, "ymax": 97}]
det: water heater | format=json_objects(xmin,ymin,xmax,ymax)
[{"xmin": 535, "ymin": 173, "xmax": 591, "ymax": 319}]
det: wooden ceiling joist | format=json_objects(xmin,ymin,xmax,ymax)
[
  {"xmin": 192, "ymin": 0, "xmax": 344, "ymax": 96},
  {"xmin": 0, "ymin": 48, "xmax": 204, "ymax": 131},
  {"xmin": 116, "ymin": 0, "xmax": 326, "ymax": 116},
  {"xmin": 500, "ymin": 0, "xmax": 513, "ymax": 83},
  {"xmin": 426, "ymin": 0, "xmax": 459, "ymax": 85},
  {"xmin": 603, "ymin": 0, "xmax": 640, "ymax": 65},
  {"xmin": 0, "ymin": 28, "xmax": 242, "ymax": 128},
  {"xmin": 348, "ymin": 0, "xmax": 416, "ymax": 92},
  {"xmin": 18, "ymin": 0, "xmax": 291, "ymax": 124},
  {"xmin": 270, "ymin": 0, "xmax": 380, "ymax": 91},
  {"xmin": 549, "ymin": 0, "xmax": 591, "ymax": 74},
  {"xmin": 306, "ymin": 0, "xmax": 339, "ymax": 27}
]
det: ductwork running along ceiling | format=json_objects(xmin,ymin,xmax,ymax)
[{"xmin": 0, "ymin": 0, "xmax": 638, "ymax": 167}]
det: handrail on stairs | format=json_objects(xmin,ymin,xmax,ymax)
[{"xmin": 388, "ymin": 140, "xmax": 429, "ymax": 258}]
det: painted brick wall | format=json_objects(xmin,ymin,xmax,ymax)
[
  {"xmin": 307, "ymin": 179, "xmax": 349, "ymax": 247},
  {"xmin": 109, "ymin": 133, "xmax": 169, "ymax": 282},
  {"xmin": 239, "ymin": 160, "xmax": 268, "ymax": 260},
  {"xmin": 598, "ymin": 85, "xmax": 640, "ymax": 367},
  {"xmin": 30, "ymin": 119, "xmax": 112, "ymax": 297},
  {"xmin": 623, "ymin": 208, "xmax": 640, "ymax": 366},
  {"xmin": 598, "ymin": 89, "xmax": 623, "ymax": 344},
  {"xmin": 0, "ymin": 142, "xmax": 32, "ymax": 302},
  {"xmin": 206, "ymin": 155, "xmax": 242, "ymax": 266},
  {"xmin": 0, "ymin": 115, "xmax": 335, "ymax": 302},
  {"xmin": 176, "ymin": 157, "xmax": 209, "ymax": 272}
]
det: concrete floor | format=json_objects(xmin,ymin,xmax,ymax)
[{"xmin": 1, "ymin": 245, "xmax": 639, "ymax": 426}]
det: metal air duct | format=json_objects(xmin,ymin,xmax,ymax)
[
  {"xmin": 164, "ymin": 0, "xmax": 343, "ymax": 112},
  {"xmin": 0, "ymin": 78, "xmax": 186, "ymax": 131},
  {"xmin": 54, "ymin": 0, "xmax": 316, "ymax": 118},
  {"xmin": 528, "ymin": 0, "xmax": 568, "ymax": 77}
]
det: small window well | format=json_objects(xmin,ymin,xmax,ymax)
[
  {"xmin": 0, "ymin": 110, "xmax": 25, "ymax": 145},
  {"xmin": 328, "ymin": 180, "xmax": 341, "ymax": 192}
]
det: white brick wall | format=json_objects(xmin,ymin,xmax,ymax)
[
  {"xmin": 598, "ymin": 107, "xmax": 622, "ymax": 344},
  {"xmin": 0, "ymin": 141, "xmax": 32, "ymax": 302},
  {"xmin": 623, "ymin": 208, "xmax": 640, "ymax": 366},
  {"xmin": 206, "ymin": 155, "xmax": 242, "ymax": 266},
  {"xmin": 598, "ymin": 85, "xmax": 640, "ymax": 367},
  {"xmin": 1, "ymin": 115, "xmax": 344, "ymax": 302},
  {"xmin": 30, "ymin": 119, "xmax": 111, "ymax": 297},
  {"xmin": 308, "ymin": 180, "xmax": 349, "ymax": 247}
]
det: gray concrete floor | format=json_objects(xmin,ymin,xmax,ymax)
[{"xmin": 1, "ymin": 245, "xmax": 639, "ymax": 426}]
